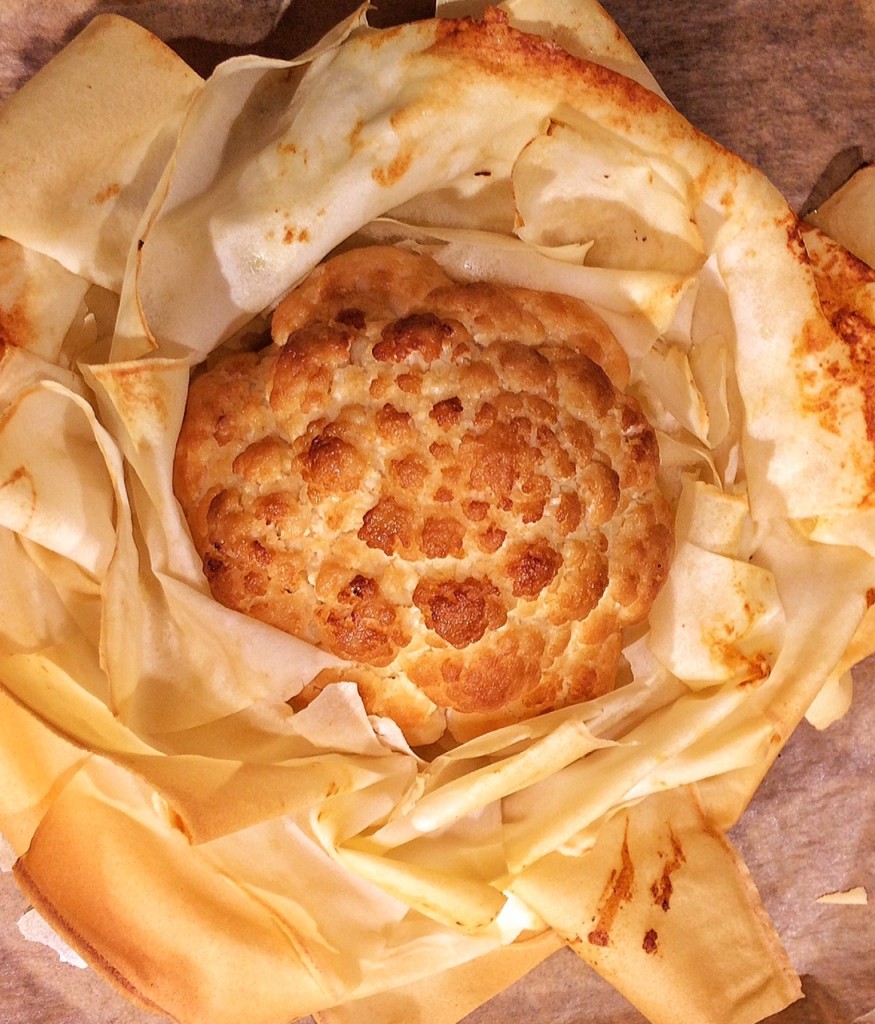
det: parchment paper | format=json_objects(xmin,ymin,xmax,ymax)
[{"xmin": 0, "ymin": 1, "xmax": 872, "ymax": 1022}]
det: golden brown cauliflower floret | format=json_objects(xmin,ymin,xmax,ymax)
[{"xmin": 173, "ymin": 245, "xmax": 674, "ymax": 746}]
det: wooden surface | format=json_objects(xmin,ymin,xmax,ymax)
[{"xmin": 1, "ymin": 2, "xmax": 874, "ymax": 1022}]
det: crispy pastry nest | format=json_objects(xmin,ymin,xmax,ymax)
[{"xmin": 1, "ymin": 6, "xmax": 875, "ymax": 1024}]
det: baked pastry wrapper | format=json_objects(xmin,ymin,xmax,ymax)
[{"xmin": 1, "ymin": 3, "xmax": 874, "ymax": 1022}]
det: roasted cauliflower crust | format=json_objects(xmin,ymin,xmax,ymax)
[{"xmin": 173, "ymin": 246, "xmax": 674, "ymax": 744}]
